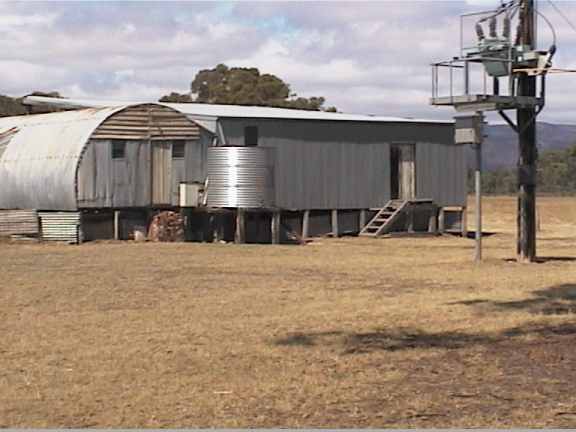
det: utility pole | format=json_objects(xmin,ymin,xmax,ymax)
[
  {"xmin": 431, "ymin": 0, "xmax": 553, "ymax": 262},
  {"xmin": 474, "ymin": 112, "xmax": 484, "ymax": 263},
  {"xmin": 517, "ymin": 0, "xmax": 537, "ymax": 262}
]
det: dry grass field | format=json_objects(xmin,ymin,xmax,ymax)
[{"xmin": 1, "ymin": 196, "xmax": 576, "ymax": 428}]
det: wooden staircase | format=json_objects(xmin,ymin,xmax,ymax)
[{"xmin": 359, "ymin": 200, "xmax": 409, "ymax": 237}]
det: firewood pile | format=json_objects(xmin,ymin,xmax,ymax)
[{"xmin": 148, "ymin": 211, "xmax": 185, "ymax": 242}]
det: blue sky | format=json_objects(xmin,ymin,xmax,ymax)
[{"xmin": 1, "ymin": 1, "xmax": 575, "ymax": 123}]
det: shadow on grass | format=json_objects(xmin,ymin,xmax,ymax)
[
  {"xmin": 341, "ymin": 329, "xmax": 494, "ymax": 354},
  {"xmin": 536, "ymin": 256, "xmax": 576, "ymax": 263},
  {"xmin": 462, "ymin": 231, "xmax": 498, "ymax": 239},
  {"xmin": 275, "ymin": 331, "xmax": 344, "ymax": 347},
  {"xmin": 273, "ymin": 321, "xmax": 576, "ymax": 354},
  {"xmin": 274, "ymin": 328, "xmax": 496, "ymax": 353},
  {"xmin": 451, "ymin": 284, "xmax": 576, "ymax": 316},
  {"xmin": 274, "ymin": 285, "xmax": 576, "ymax": 354},
  {"xmin": 503, "ymin": 256, "xmax": 576, "ymax": 263}
]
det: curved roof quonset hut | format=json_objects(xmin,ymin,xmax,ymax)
[{"xmin": 0, "ymin": 104, "xmax": 201, "ymax": 210}]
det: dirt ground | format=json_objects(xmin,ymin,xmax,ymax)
[{"xmin": 1, "ymin": 196, "xmax": 576, "ymax": 428}]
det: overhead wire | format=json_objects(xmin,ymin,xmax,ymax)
[
  {"xmin": 478, "ymin": 0, "xmax": 519, "ymax": 23},
  {"xmin": 537, "ymin": 9, "xmax": 557, "ymax": 45},
  {"xmin": 546, "ymin": 0, "xmax": 576, "ymax": 35}
]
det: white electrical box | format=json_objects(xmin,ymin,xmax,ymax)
[
  {"xmin": 179, "ymin": 183, "xmax": 203, "ymax": 207},
  {"xmin": 454, "ymin": 114, "xmax": 484, "ymax": 145}
]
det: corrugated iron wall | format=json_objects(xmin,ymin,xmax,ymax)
[
  {"xmin": 219, "ymin": 119, "xmax": 463, "ymax": 210},
  {"xmin": 38, "ymin": 212, "xmax": 82, "ymax": 243},
  {"xmin": 77, "ymin": 105, "xmax": 209, "ymax": 209},
  {"xmin": 77, "ymin": 137, "xmax": 210, "ymax": 208},
  {"xmin": 0, "ymin": 209, "xmax": 40, "ymax": 240},
  {"xmin": 77, "ymin": 139, "xmax": 151, "ymax": 208},
  {"xmin": 416, "ymin": 142, "xmax": 467, "ymax": 207}
]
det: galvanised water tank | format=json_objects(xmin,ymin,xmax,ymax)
[{"xmin": 207, "ymin": 147, "xmax": 275, "ymax": 208}]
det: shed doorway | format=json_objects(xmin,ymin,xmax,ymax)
[
  {"xmin": 152, "ymin": 141, "xmax": 172, "ymax": 205},
  {"xmin": 390, "ymin": 143, "xmax": 416, "ymax": 200}
]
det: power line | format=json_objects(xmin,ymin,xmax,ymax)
[
  {"xmin": 546, "ymin": 0, "xmax": 576, "ymax": 35},
  {"xmin": 537, "ymin": 9, "xmax": 557, "ymax": 45}
]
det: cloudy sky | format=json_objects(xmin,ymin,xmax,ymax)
[{"xmin": 1, "ymin": 0, "xmax": 575, "ymax": 123}]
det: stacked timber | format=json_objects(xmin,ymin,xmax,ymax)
[
  {"xmin": 38, "ymin": 212, "xmax": 82, "ymax": 244},
  {"xmin": 0, "ymin": 210, "xmax": 40, "ymax": 241},
  {"xmin": 148, "ymin": 211, "xmax": 185, "ymax": 242}
]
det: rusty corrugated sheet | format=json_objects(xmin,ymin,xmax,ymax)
[{"xmin": 0, "ymin": 209, "xmax": 40, "ymax": 240}]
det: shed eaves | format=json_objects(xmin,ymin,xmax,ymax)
[{"xmin": 23, "ymin": 95, "xmax": 454, "ymax": 125}]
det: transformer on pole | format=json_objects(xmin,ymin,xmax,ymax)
[{"xmin": 430, "ymin": 0, "xmax": 555, "ymax": 263}]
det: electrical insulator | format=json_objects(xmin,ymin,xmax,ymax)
[
  {"xmin": 503, "ymin": 16, "xmax": 511, "ymax": 39},
  {"xmin": 489, "ymin": 16, "xmax": 497, "ymax": 38},
  {"xmin": 475, "ymin": 23, "xmax": 485, "ymax": 41}
]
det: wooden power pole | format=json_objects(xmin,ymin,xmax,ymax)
[
  {"xmin": 431, "ymin": 0, "xmax": 553, "ymax": 262},
  {"xmin": 517, "ymin": 0, "xmax": 537, "ymax": 262}
]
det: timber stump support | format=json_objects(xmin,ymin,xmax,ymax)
[
  {"xmin": 331, "ymin": 209, "xmax": 339, "ymax": 237},
  {"xmin": 235, "ymin": 209, "xmax": 246, "ymax": 244},
  {"xmin": 302, "ymin": 210, "xmax": 310, "ymax": 240},
  {"xmin": 271, "ymin": 210, "xmax": 281, "ymax": 244}
]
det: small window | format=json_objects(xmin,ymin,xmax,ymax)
[
  {"xmin": 111, "ymin": 140, "xmax": 126, "ymax": 159},
  {"xmin": 172, "ymin": 141, "xmax": 185, "ymax": 159},
  {"xmin": 244, "ymin": 126, "xmax": 258, "ymax": 147}
]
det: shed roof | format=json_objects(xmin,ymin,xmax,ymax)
[
  {"xmin": 23, "ymin": 95, "xmax": 453, "ymax": 125},
  {"xmin": 0, "ymin": 107, "xmax": 124, "ymax": 210}
]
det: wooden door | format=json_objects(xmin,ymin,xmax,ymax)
[
  {"xmin": 391, "ymin": 144, "xmax": 416, "ymax": 200},
  {"xmin": 152, "ymin": 141, "xmax": 172, "ymax": 205},
  {"xmin": 398, "ymin": 144, "xmax": 416, "ymax": 200}
]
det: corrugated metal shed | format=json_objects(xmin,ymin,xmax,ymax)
[
  {"xmin": 16, "ymin": 96, "xmax": 465, "ymax": 211},
  {"xmin": 0, "ymin": 104, "xmax": 201, "ymax": 211},
  {"xmin": 0, "ymin": 107, "xmax": 123, "ymax": 210}
]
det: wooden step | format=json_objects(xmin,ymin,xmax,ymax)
[{"xmin": 359, "ymin": 199, "xmax": 410, "ymax": 237}]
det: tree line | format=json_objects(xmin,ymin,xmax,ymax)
[
  {"xmin": 1, "ymin": 64, "xmax": 337, "ymax": 117},
  {"xmin": 469, "ymin": 144, "xmax": 576, "ymax": 195},
  {"xmin": 159, "ymin": 64, "xmax": 337, "ymax": 111},
  {"xmin": 0, "ymin": 91, "xmax": 63, "ymax": 117}
]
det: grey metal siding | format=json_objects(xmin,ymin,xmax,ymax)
[
  {"xmin": 77, "ymin": 139, "xmax": 150, "ymax": 208},
  {"xmin": 75, "ymin": 118, "xmax": 463, "ymax": 211},
  {"xmin": 171, "ymin": 137, "xmax": 210, "ymax": 205},
  {"xmin": 79, "ymin": 134, "xmax": 210, "ymax": 209},
  {"xmin": 263, "ymin": 140, "xmax": 390, "ymax": 209},
  {"xmin": 220, "ymin": 119, "xmax": 459, "ymax": 210},
  {"xmin": 416, "ymin": 142, "xmax": 467, "ymax": 207}
]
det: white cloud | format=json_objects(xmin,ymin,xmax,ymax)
[
  {"xmin": 0, "ymin": 13, "xmax": 56, "ymax": 27},
  {"xmin": 0, "ymin": 1, "xmax": 574, "ymax": 123}
]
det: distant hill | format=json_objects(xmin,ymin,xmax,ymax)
[
  {"xmin": 0, "ymin": 95, "xmax": 27, "ymax": 117},
  {"xmin": 473, "ymin": 122, "xmax": 576, "ymax": 171},
  {"xmin": 0, "ymin": 92, "xmax": 64, "ymax": 117}
]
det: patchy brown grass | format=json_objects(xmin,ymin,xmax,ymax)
[{"xmin": 1, "ymin": 196, "xmax": 576, "ymax": 427}]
